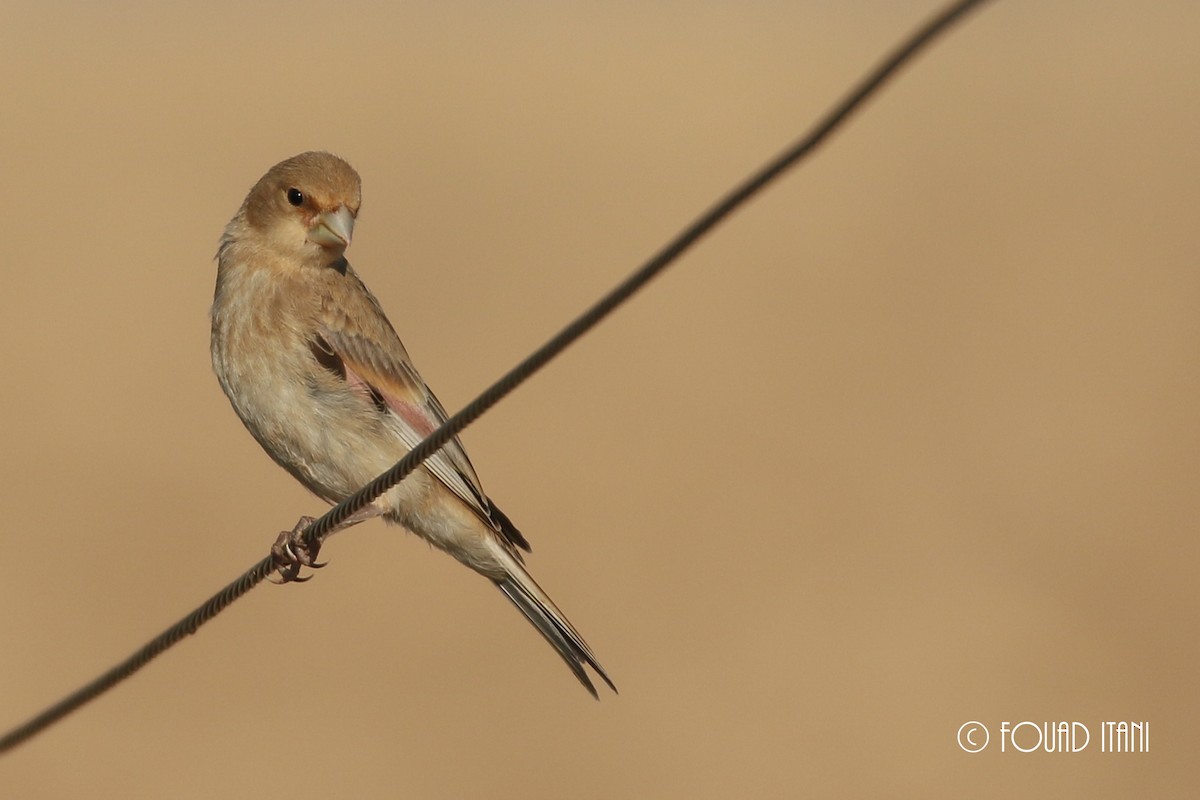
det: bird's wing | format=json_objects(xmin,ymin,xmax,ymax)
[{"xmin": 315, "ymin": 274, "xmax": 530, "ymax": 554}]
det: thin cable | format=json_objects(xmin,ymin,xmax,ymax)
[
  {"xmin": 0, "ymin": 557, "xmax": 277, "ymax": 754},
  {"xmin": 0, "ymin": 0, "xmax": 994, "ymax": 756},
  {"xmin": 304, "ymin": 0, "xmax": 994, "ymax": 547}
]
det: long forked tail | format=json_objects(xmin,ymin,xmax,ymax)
[{"xmin": 494, "ymin": 561, "xmax": 616, "ymax": 699}]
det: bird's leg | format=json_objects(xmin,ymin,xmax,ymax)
[
  {"xmin": 270, "ymin": 505, "xmax": 385, "ymax": 584},
  {"xmin": 271, "ymin": 516, "xmax": 321, "ymax": 584}
]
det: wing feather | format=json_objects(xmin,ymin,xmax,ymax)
[{"xmin": 314, "ymin": 269, "xmax": 530, "ymax": 554}]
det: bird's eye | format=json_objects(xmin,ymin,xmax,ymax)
[{"xmin": 286, "ymin": 188, "xmax": 304, "ymax": 207}]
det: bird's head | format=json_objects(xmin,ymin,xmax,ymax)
[{"xmin": 240, "ymin": 151, "xmax": 363, "ymax": 269}]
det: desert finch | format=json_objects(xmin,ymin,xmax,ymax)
[{"xmin": 210, "ymin": 151, "xmax": 613, "ymax": 696}]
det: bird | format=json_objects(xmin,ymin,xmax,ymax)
[{"xmin": 210, "ymin": 151, "xmax": 614, "ymax": 697}]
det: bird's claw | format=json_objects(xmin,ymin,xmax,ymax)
[{"xmin": 270, "ymin": 516, "xmax": 326, "ymax": 584}]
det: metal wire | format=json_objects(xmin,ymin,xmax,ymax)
[
  {"xmin": 0, "ymin": 0, "xmax": 995, "ymax": 756},
  {"xmin": 304, "ymin": 0, "xmax": 994, "ymax": 547},
  {"xmin": 0, "ymin": 557, "xmax": 277, "ymax": 754}
]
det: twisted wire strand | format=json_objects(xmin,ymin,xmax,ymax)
[
  {"xmin": 305, "ymin": 0, "xmax": 993, "ymax": 545},
  {"xmin": 0, "ymin": 0, "xmax": 993, "ymax": 756},
  {"xmin": 0, "ymin": 557, "xmax": 277, "ymax": 754}
]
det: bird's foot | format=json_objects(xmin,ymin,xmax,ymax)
[{"xmin": 270, "ymin": 516, "xmax": 328, "ymax": 584}]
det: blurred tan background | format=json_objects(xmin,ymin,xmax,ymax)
[{"xmin": 2, "ymin": 1, "xmax": 1197, "ymax": 797}]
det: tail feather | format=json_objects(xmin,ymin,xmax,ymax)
[{"xmin": 495, "ymin": 565, "xmax": 616, "ymax": 698}]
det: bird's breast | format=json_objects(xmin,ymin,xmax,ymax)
[{"xmin": 211, "ymin": 263, "xmax": 410, "ymax": 502}]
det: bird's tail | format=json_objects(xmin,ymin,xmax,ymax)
[{"xmin": 490, "ymin": 544, "xmax": 616, "ymax": 698}]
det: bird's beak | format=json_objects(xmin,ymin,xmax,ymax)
[{"xmin": 308, "ymin": 206, "xmax": 355, "ymax": 249}]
